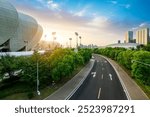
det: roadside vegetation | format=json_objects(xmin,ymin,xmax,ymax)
[
  {"xmin": 0, "ymin": 48, "xmax": 92, "ymax": 99},
  {"xmin": 94, "ymin": 44, "xmax": 150, "ymax": 98}
]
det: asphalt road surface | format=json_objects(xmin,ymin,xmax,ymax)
[{"xmin": 70, "ymin": 55, "xmax": 127, "ymax": 100}]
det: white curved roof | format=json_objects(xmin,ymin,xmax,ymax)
[
  {"xmin": 0, "ymin": 0, "xmax": 43, "ymax": 52},
  {"xmin": 9, "ymin": 13, "xmax": 39, "ymax": 51},
  {"xmin": 0, "ymin": 0, "xmax": 18, "ymax": 45}
]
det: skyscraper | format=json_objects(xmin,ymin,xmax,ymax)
[
  {"xmin": 136, "ymin": 28, "xmax": 149, "ymax": 45},
  {"xmin": 125, "ymin": 31, "xmax": 133, "ymax": 43}
]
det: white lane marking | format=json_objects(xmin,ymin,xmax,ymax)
[
  {"xmin": 97, "ymin": 60, "xmax": 99, "ymax": 63},
  {"xmin": 101, "ymin": 63, "xmax": 103, "ymax": 66},
  {"xmin": 102, "ymin": 68, "xmax": 104, "ymax": 71},
  {"xmin": 98, "ymin": 55, "xmax": 131, "ymax": 100},
  {"xmin": 91, "ymin": 72, "xmax": 96, "ymax": 78},
  {"xmin": 101, "ymin": 74, "xmax": 103, "ymax": 79},
  {"xmin": 109, "ymin": 74, "xmax": 112, "ymax": 80},
  {"xmin": 97, "ymin": 88, "xmax": 101, "ymax": 99},
  {"xmin": 104, "ymin": 61, "xmax": 107, "ymax": 63}
]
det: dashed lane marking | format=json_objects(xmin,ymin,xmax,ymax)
[
  {"xmin": 101, "ymin": 74, "xmax": 103, "ymax": 79},
  {"xmin": 109, "ymin": 74, "xmax": 113, "ymax": 80},
  {"xmin": 97, "ymin": 88, "xmax": 101, "ymax": 99}
]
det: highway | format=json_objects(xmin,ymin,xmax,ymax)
[{"xmin": 70, "ymin": 55, "xmax": 127, "ymax": 100}]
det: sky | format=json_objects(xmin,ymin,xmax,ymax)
[{"xmin": 8, "ymin": 0, "xmax": 150, "ymax": 47}]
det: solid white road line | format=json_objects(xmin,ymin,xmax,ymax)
[
  {"xmin": 109, "ymin": 74, "xmax": 112, "ymax": 80},
  {"xmin": 101, "ymin": 74, "xmax": 103, "ymax": 79},
  {"xmin": 97, "ymin": 88, "xmax": 101, "ymax": 99}
]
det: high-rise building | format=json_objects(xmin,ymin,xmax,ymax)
[
  {"xmin": 125, "ymin": 31, "xmax": 133, "ymax": 43},
  {"xmin": 136, "ymin": 28, "xmax": 149, "ymax": 45}
]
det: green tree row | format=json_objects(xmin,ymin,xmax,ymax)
[
  {"xmin": 0, "ymin": 48, "xmax": 92, "ymax": 94},
  {"xmin": 94, "ymin": 47, "xmax": 150, "ymax": 86}
]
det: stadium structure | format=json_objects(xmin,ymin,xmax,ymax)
[{"xmin": 0, "ymin": 0, "xmax": 43, "ymax": 52}]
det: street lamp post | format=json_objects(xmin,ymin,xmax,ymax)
[
  {"xmin": 52, "ymin": 32, "xmax": 56, "ymax": 49},
  {"xmin": 37, "ymin": 59, "xmax": 40, "ymax": 96},
  {"xmin": 79, "ymin": 36, "xmax": 81, "ymax": 48},
  {"xmin": 75, "ymin": 32, "xmax": 78, "ymax": 52},
  {"xmin": 132, "ymin": 60, "xmax": 150, "ymax": 67},
  {"xmin": 75, "ymin": 32, "xmax": 78, "ymax": 48},
  {"xmin": 69, "ymin": 38, "xmax": 72, "ymax": 48}
]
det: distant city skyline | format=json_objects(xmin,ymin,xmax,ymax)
[{"xmin": 8, "ymin": 0, "xmax": 150, "ymax": 46}]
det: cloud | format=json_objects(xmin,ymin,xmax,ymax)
[
  {"xmin": 87, "ymin": 16, "xmax": 109, "ymax": 28},
  {"xmin": 74, "ymin": 8, "xmax": 87, "ymax": 17},
  {"xmin": 36, "ymin": 0, "xmax": 61, "ymax": 11},
  {"xmin": 139, "ymin": 22, "xmax": 148, "ymax": 27},
  {"xmin": 131, "ymin": 22, "xmax": 150, "ymax": 31},
  {"xmin": 119, "ymin": 4, "xmax": 131, "ymax": 9},
  {"xmin": 109, "ymin": 0, "xmax": 131, "ymax": 9},
  {"xmin": 47, "ymin": 0, "xmax": 60, "ymax": 11},
  {"xmin": 74, "ymin": 5, "xmax": 90, "ymax": 17},
  {"xmin": 124, "ymin": 4, "xmax": 131, "ymax": 9},
  {"xmin": 110, "ymin": 0, "xmax": 118, "ymax": 5},
  {"xmin": 8, "ymin": 0, "xmax": 136, "ymax": 46},
  {"xmin": 132, "ymin": 27, "xmax": 138, "ymax": 30}
]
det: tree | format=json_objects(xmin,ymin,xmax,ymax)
[
  {"xmin": 142, "ymin": 43, "xmax": 150, "ymax": 51},
  {"xmin": 0, "ymin": 55, "xmax": 19, "ymax": 80},
  {"xmin": 132, "ymin": 51, "xmax": 150, "ymax": 85}
]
